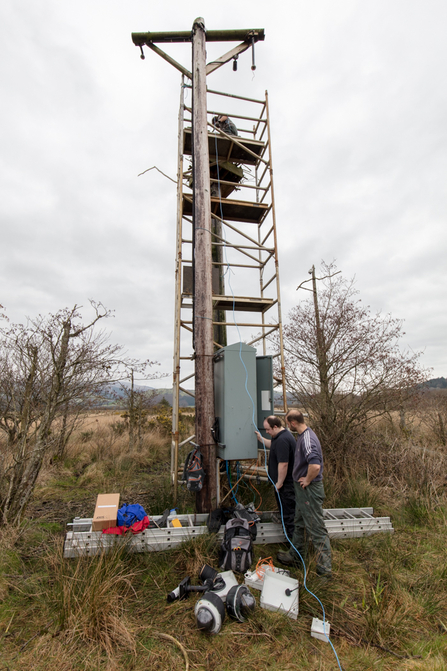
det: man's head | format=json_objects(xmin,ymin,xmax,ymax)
[
  {"xmin": 263, "ymin": 415, "xmax": 284, "ymax": 437},
  {"xmin": 286, "ymin": 410, "xmax": 307, "ymax": 434},
  {"xmin": 212, "ymin": 114, "xmax": 228, "ymax": 128}
]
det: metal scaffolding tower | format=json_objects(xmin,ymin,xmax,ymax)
[
  {"xmin": 171, "ymin": 82, "xmax": 288, "ymax": 501},
  {"xmin": 132, "ymin": 19, "xmax": 286, "ymax": 510}
]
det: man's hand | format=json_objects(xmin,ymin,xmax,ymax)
[
  {"xmin": 298, "ymin": 476, "xmax": 311, "ymax": 488},
  {"xmin": 255, "ymin": 431, "xmax": 271, "ymax": 448},
  {"xmin": 298, "ymin": 463, "xmax": 320, "ymax": 488}
]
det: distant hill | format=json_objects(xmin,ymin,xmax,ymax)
[
  {"xmin": 98, "ymin": 384, "xmax": 195, "ymax": 408},
  {"xmin": 151, "ymin": 388, "xmax": 195, "ymax": 407},
  {"xmin": 97, "ymin": 379, "xmax": 447, "ymax": 409},
  {"xmin": 97, "ymin": 385, "xmax": 291, "ymax": 409},
  {"xmin": 425, "ymin": 377, "xmax": 447, "ymax": 389}
]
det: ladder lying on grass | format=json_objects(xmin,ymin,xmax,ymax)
[{"xmin": 63, "ymin": 508, "xmax": 394, "ymax": 558}]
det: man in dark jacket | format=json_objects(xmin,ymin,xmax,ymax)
[
  {"xmin": 255, "ymin": 415, "xmax": 296, "ymax": 538},
  {"xmin": 212, "ymin": 114, "xmax": 238, "ymax": 136},
  {"xmin": 276, "ymin": 410, "xmax": 332, "ymax": 579}
]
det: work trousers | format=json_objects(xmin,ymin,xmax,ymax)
[
  {"xmin": 274, "ymin": 481, "xmax": 295, "ymax": 539},
  {"xmin": 290, "ymin": 480, "xmax": 332, "ymax": 575}
]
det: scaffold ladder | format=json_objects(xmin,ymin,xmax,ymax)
[{"xmin": 171, "ymin": 81, "xmax": 287, "ymax": 500}]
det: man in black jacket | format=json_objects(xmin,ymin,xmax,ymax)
[{"xmin": 255, "ymin": 415, "xmax": 296, "ymax": 538}]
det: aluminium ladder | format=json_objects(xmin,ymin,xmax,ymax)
[{"xmin": 63, "ymin": 508, "xmax": 394, "ymax": 558}]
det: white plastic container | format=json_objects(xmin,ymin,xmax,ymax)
[
  {"xmin": 244, "ymin": 565, "xmax": 290, "ymax": 591},
  {"xmin": 260, "ymin": 569, "xmax": 299, "ymax": 619},
  {"xmin": 311, "ymin": 617, "xmax": 330, "ymax": 642}
]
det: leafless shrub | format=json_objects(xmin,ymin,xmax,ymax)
[
  {"xmin": 0, "ymin": 303, "xmax": 123, "ymax": 526},
  {"xmin": 344, "ymin": 425, "xmax": 447, "ymax": 505},
  {"xmin": 417, "ymin": 389, "xmax": 447, "ymax": 446}
]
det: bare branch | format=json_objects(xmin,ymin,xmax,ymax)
[
  {"xmin": 275, "ymin": 261, "xmax": 429, "ymax": 458},
  {"xmin": 137, "ymin": 165, "xmax": 177, "ymax": 184},
  {"xmin": 0, "ymin": 303, "xmax": 125, "ymax": 526}
]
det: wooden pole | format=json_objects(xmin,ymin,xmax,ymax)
[
  {"xmin": 192, "ymin": 18, "xmax": 217, "ymax": 512},
  {"xmin": 310, "ymin": 264, "xmax": 330, "ymax": 423}
]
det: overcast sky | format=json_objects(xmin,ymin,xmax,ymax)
[{"xmin": 1, "ymin": 1, "xmax": 446, "ymax": 383}]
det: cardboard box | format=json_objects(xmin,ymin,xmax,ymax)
[{"xmin": 92, "ymin": 493, "xmax": 120, "ymax": 531}]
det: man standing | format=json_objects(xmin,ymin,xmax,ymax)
[
  {"xmin": 255, "ymin": 415, "xmax": 296, "ymax": 538},
  {"xmin": 277, "ymin": 410, "xmax": 332, "ymax": 579}
]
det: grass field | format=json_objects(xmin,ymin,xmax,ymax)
[{"xmin": 1, "ymin": 411, "xmax": 446, "ymax": 670}]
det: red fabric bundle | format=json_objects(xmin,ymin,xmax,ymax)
[{"xmin": 102, "ymin": 515, "xmax": 150, "ymax": 535}]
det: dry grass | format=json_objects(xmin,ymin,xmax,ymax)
[
  {"xmin": 48, "ymin": 538, "xmax": 140, "ymax": 658},
  {"xmin": 1, "ymin": 410, "xmax": 447, "ymax": 670}
]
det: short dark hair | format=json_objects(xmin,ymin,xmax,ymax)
[
  {"xmin": 264, "ymin": 415, "xmax": 283, "ymax": 429},
  {"xmin": 286, "ymin": 410, "xmax": 305, "ymax": 424}
]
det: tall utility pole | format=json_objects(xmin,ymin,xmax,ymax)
[
  {"xmin": 132, "ymin": 19, "xmax": 264, "ymax": 512},
  {"xmin": 191, "ymin": 20, "xmax": 215, "ymax": 512},
  {"xmin": 309, "ymin": 265, "xmax": 330, "ymax": 420}
]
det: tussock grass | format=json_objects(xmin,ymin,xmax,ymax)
[{"xmin": 48, "ymin": 538, "xmax": 139, "ymax": 658}]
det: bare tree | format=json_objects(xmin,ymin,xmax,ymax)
[
  {"xmin": 277, "ymin": 262, "xmax": 429, "ymax": 459},
  {"xmin": 114, "ymin": 360, "xmax": 167, "ymax": 449},
  {"xmin": 0, "ymin": 302, "xmax": 122, "ymax": 526},
  {"xmin": 52, "ymin": 399, "xmax": 84, "ymax": 462}
]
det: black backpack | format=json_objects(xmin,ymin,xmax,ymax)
[
  {"xmin": 182, "ymin": 447, "xmax": 205, "ymax": 492},
  {"xmin": 219, "ymin": 518, "xmax": 253, "ymax": 574}
]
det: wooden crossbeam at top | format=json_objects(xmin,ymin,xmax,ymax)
[{"xmin": 132, "ymin": 29, "xmax": 265, "ymax": 45}]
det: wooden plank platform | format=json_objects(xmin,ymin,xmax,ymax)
[
  {"xmin": 182, "ymin": 194, "xmax": 270, "ymax": 224},
  {"xmin": 183, "ymin": 129, "xmax": 265, "ymax": 165},
  {"xmin": 181, "ymin": 294, "xmax": 274, "ymax": 313},
  {"xmin": 212, "ymin": 296, "xmax": 274, "ymax": 313}
]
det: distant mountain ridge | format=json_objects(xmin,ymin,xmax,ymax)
[
  {"xmin": 99, "ymin": 378, "xmax": 446, "ymax": 408},
  {"xmin": 100, "ymin": 384, "xmax": 195, "ymax": 407},
  {"xmin": 98, "ymin": 384, "xmax": 290, "ymax": 408},
  {"xmin": 426, "ymin": 377, "xmax": 447, "ymax": 389}
]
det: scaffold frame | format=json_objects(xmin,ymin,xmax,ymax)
[{"xmin": 171, "ymin": 79, "xmax": 287, "ymax": 502}]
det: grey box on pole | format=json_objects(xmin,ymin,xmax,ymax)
[
  {"xmin": 256, "ymin": 355, "xmax": 274, "ymax": 437},
  {"xmin": 213, "ymin": 343, "xmax": 258, "ymax": 460}
]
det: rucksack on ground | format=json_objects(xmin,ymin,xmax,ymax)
[
  {"xmin": 219, "ymin": 518, "xmax": 253, "ymax": 574},
  {"xmin": 182, "ymin": 446, "xmax": 205, "ymax": 492}
]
